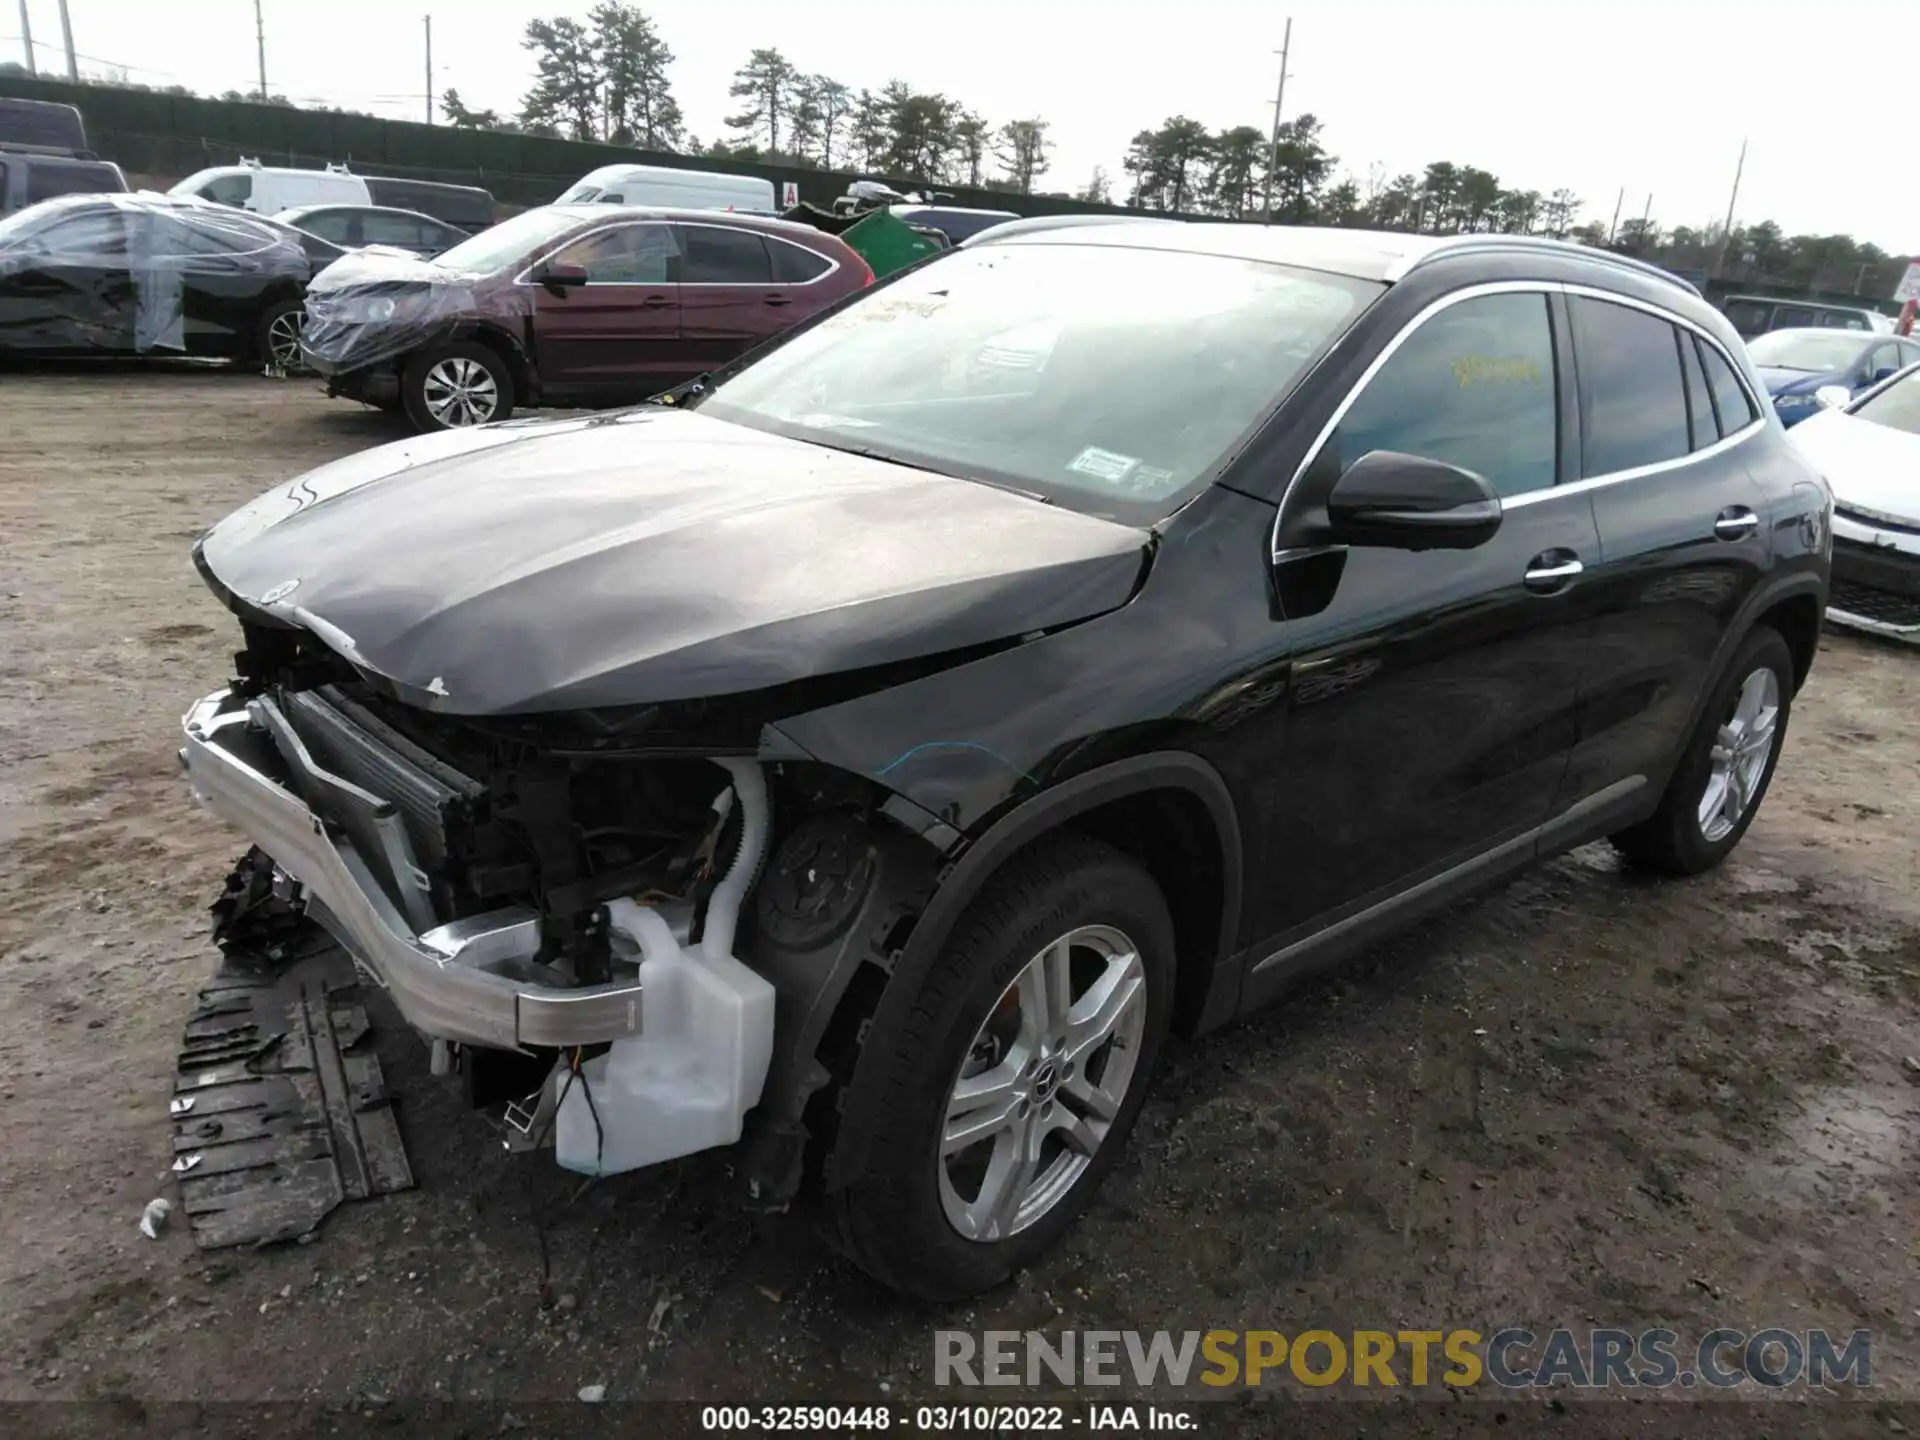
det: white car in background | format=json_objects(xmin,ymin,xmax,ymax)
[{"xmin": 1785, "ymin": 362, "xmax": 1920, "ymax": 643}]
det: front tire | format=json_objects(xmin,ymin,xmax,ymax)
[
  {"xmin": 828, "ymin": 832, "xmax": 1174, "ymax": 1301},
  {"xmin": 255, "ymin": 298, "xmax": 306, "ymax": 373},
  {"xmin": 1610, "ymin": 625, "xmax": 1794, "ymax": 875},
  {"xmin": 402, "ymin": 340, "xmax": 515, "ymax": 431}
]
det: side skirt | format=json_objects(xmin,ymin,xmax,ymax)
[{"xmin": 1234, "ymin": 775, "xmax": 1649, "ymax": 1017}]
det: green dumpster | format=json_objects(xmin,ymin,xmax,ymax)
[{"xmin": 839, "ymin": 209, "xmax": 945, "ymax": 279}]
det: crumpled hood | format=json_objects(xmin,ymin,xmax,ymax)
[
  {"xmin": 307, "ymin": 246, "xmax": 481, "ymax": 294},
  {"xmin": 195, "ymin": 409, "xmax": 1152, "ymax": 714}
]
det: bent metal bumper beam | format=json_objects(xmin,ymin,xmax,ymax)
[{"xmin": 179, "ymin": 689, "xmax": 642, "ymax": 1051}]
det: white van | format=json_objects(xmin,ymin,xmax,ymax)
[
  {"xmin": 556, "ymin": 164, "xmax": 777, "ymax": 215},
  {"xmin": 170, "ymin": 160, "xmax": 369, "ymax": 215}
]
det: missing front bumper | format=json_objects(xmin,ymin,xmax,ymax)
[{"xmin": 180, "ymin": 687, "xmax": 642, "ymax": 1050}]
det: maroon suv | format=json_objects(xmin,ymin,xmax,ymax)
[{"xmin": 299, "ymin": 205, "xmax": 872, "ymax": 430}]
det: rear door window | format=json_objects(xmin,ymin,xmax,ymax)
[
  {"xmin": 360, "ymin": 211, "xmax": 427, "ymax": 249},
  {"xmin": 1773, "ymin": 305, "xmax": 1816, "ymax": 328},
  {"xmin": 1568, "ymin": 296, "xmax": 1691, "ymax": 475},
  {"xmin": 1321, "ymin": 290, "xmax": 1559, "ymax": 498},
  {"xmin": 294, "ymin": 210, "xmax": 356, "ymax": 245},
  {"xmin": 1696, "ymin": 339, "xmax": 1760, "ymax": 435},
  {"xmin": 679, "ymin": 225, "xmax": 772, "ymax": 284}
]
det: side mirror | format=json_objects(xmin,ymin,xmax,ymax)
[
  {"xmin": 1814, "ymin": 384, "xmax": 1851, "ymax": 411},
  {"xmin": 538, "ymin": 260, "xmax": 589, "ymax": 293},
  {"xmin": 1323, "ymin": 450, "xmax": 1503, "ymax": 552}
]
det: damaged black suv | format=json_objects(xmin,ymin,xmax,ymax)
[{"xmin": 181, "ymin": 223, "xmax": 1830, "ymax": 1300}]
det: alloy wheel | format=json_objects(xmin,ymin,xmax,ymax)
[
  {"xmin": 1698, "ymin": 665, "xmax": 1781, "ymax": 843},
  {"xmin": 266, "ymin": 310, "xmax": 305, "ymax": 371},
  {"xmin": 938, "ymin": 924, "xmax": 1147, "ymax": 1243},
  {"xmin": 422, "ymin": 357, "xmax": 500, "ymax": 427}
]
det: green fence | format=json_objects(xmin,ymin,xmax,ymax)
[{"xmin": 0, "ymin": 73, "xmax": 1141, "ymax": 219}]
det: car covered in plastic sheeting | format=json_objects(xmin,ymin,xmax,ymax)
[
  {"xmin": 298, "ymin": 204, "xmax": 871, "ymax": 431},
  {"xmin": 0, "ymin": 192, "xmax": 342, "ymax": 367}
]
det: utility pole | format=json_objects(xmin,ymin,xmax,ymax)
[
  {"xmin": 1605, "ymin": 186, "xmax": 1623, "ymax": 245},
  {"xmin": 55, "ymin": 0, "xmax": 77, "ymax": 80},
  {"xmin": 1260, "ymin": 17, "xmax": 1293, "ymax": 225},
  {"xmin": 254, "ymin": 0, "xmax": 268, "ymax": 102},
  {"xmin": 17, "ymin": 0, "xmax": 35, "ymax": 75},
  {"xmin": 1714, "ymin": 138, "xmax": 1746, "ymax": 278},
  {"xmin": 423, "ymin": 15, "xmax": 433, "ymax": 124}
]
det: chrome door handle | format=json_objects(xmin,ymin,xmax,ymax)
[
  {"xmin": 1524, "ymin": 553, "xmax": 1583, "ymax": 592},
  {"xmin": 1714, "ymin": 508, "xmax": 1760, "ymax": 541}
]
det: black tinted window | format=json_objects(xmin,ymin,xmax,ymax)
[
  {"xmin": 1570, "ymin": 297, "xmax": 1690, "ymax": 475},
  {"xmin": 555, "ymin": 223, "xmax": 676, "ymax": 283},
  {"xmin": 26, "ymin": 162, "xmax": 121, "ymax": 204},
  {"xmin": 1773, "ymin": 305, "xmax": 1815, "ymax": 328},
  {"xmin": 680, "ymin": 225, "xmax": 771, "ymax": 284},
  {"xmin": 360, "ymin": 211, "xmax": 426, "ymax": 248},
  {"xmin": 295, "ymin": 210, "xmax": 355, "ymax": 244},
  {"xmin": 1697, "ymin": 339, "xmax": 1759, "ymax": 435},
  {"xmin": 1722, "ymin": 299, "xmax": 1769, "ymax": 337},
  {"xmin": 199, "ymin": 173, "xmax": 253, "ymax": 207},
  {"xmin": 769, "ymin": 238, "xmax": 830, "ymax": 283},
  {"xmin": 1678, "ymin": 329, "xmax": 1715, "ymax": 452},
  {"xmin": 1325, "ymin": 291, "xmax": 1557, "ymax": 498}
]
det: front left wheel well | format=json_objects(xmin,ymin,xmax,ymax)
[{"xmin": 1064, "ymin": 787, "xmax": 1229, "ymax": 1034}]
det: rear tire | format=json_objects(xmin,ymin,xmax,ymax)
[
  {"xmin": 1609, "ymin": 625, "xmax": 1794, "ymax": 875},
  {"xmin": 401, "ymin": 340, "xmax": 515, "ymax": 431},
  {"xmin": 826, "ymin": 832, "xmax": 1175, "ymax": 1301}
]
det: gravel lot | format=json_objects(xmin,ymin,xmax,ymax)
[{"xmin": 1, "ymin": 367, "xmax": 1915, "ymax": 1426}]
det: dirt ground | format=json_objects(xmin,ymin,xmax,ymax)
[{"xmin": 1, "ymin": 368, "xmax": 1916, "ymax": 1427}]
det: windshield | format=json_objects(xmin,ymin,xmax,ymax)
[
  {"xmin": 432, "ymin": 207, "xmax": 583, "ymax": 273},
  {"xmin": 1850, "ymin": 367, "xmax": 1920, "ymax": 437},
  {"xmin": 698, "ymin": 243, "xmax": 1380, "ymax": 523},
  {"xmin": 1747, "ymin": 330, "xmax": 1874, "ymax": 374}
]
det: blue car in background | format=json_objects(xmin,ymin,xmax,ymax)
[{"xmin": 1748, "ymin": 327, "xmax": 1920, "ymax": 426}]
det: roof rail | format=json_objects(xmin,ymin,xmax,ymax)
[{"xmin": 1388, "ymin": 234, "xmax": 1701, "ymax": 297}]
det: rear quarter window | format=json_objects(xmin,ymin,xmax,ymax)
[
  {"xmin": 769, "ymin": 238, "xmax": 832, "ymax": 283},
  {"xmin": 1696, "ymin": 339, "xmax": 1760, "ymax": 434}
]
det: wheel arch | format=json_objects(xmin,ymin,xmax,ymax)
[
  {"xmin": 821, "ymin": 751, "xmax": 1243, "ymax": 1192},
  {"xmin": 452, "ymin": 321, "xmax": 536, "ymax": 399}
]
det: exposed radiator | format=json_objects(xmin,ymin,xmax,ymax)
[{"xmin": 280, "ymin": 686, "xmax": 484, "ymax": 893}]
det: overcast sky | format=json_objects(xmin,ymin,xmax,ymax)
[{"xmin": 13, "ymin": 0, "xmax": 1916, "ymax": 261}]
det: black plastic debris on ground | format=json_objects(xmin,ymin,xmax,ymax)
[{"xmin": 170, "ymin": 946, "xmax": 414, "ymax": 1248}]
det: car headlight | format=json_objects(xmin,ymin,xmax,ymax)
[
  {"xmin": 1773, "ymin": 391, "xmax": 1816, "ymax": 408},
  {"xmin": 360, "ymin": 296, "xmax": 397, "ymax": 322}
]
